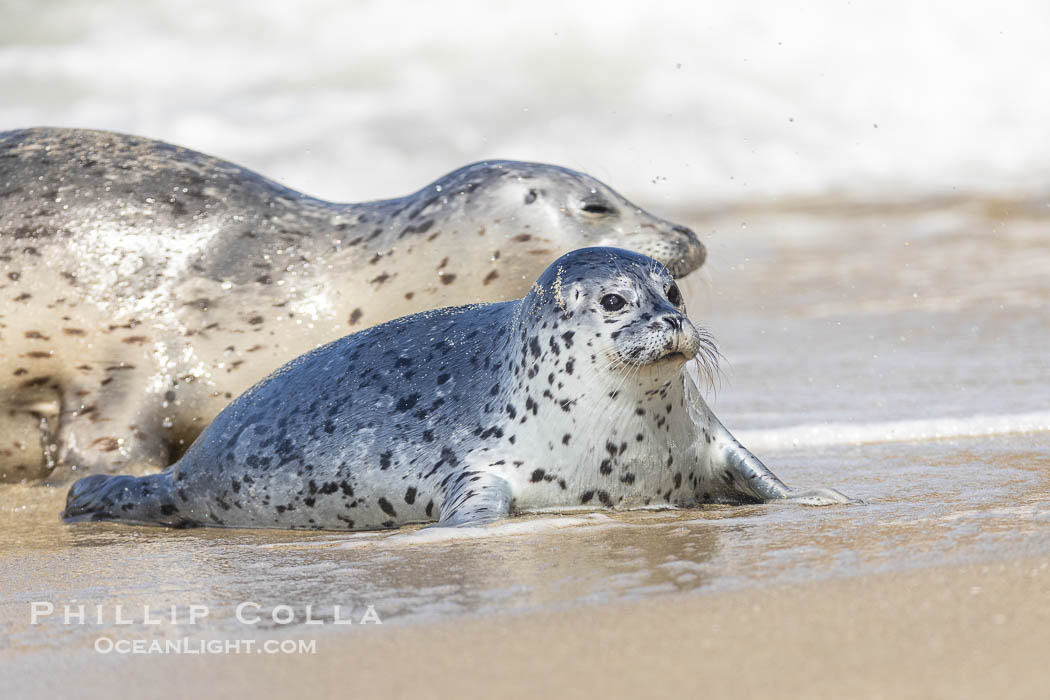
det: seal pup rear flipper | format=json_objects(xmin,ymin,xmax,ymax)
[{"xmin": 62, "ymin": 470, "xmax": 190, "ymax": 527}]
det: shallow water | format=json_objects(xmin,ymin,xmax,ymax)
[{"xmin": 2, "ymin": 198, "xmax": 1049, "ymax": 656}]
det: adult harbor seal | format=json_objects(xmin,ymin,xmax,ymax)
[
  {"xmin": 63, "ymin": 248, "xmax": 853, "ymax": 530},
  {"xmin": 0, "ymin": 127, "xmax": 705, "ymax": 482}
]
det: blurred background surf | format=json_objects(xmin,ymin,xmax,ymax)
[{"xmin": 2, "ymin": 0, "xmax": 1047, "ymax": 207}]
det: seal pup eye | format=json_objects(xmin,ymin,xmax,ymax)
[
  {"xmin": 581, "ymin": 202, "xmax": 616, "ymax": 216},
  {"xmin": 600, "ymin": 294, "xmax": 627, "ymax": 312},
  {"xmin": 666, "ymin": 283, "xmax": 682, "ymax": 306}
]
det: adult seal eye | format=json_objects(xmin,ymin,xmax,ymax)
[
  {"xmin": 667, "ymin": 283, "xmax": 682, "ymax": 305},
  {"xmin": 581, "ymin": 202, "xmax": 615, "ymax": 216},
  {"xmin": 600, "ymin": 294, "xmax": 626, "ymax": 311}
]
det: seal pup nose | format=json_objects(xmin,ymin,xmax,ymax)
[
  {"xmin": 667, "ymin": 319, "xmax": 701, "ymax": 361},
  {"xmin": 662, "ymin": 315, "xmax": 683, "ymax": 332}
]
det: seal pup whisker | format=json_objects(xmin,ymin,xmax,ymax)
[{"xmin": 690, "ymin": 328, "xmax": 725, "ymax": 395}]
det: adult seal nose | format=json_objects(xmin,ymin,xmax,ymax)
[{"xmin": 667, "ymin": 225, "xmax": 706, "ymax": 277}]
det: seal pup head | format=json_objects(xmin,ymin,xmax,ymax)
[
  {"xmin": 409, "ymin": 161, "xmax": 706, "ymax": 279},
  {"xmin": 516, "ymin": 247, "xmax": 719, "ymax": 388}
]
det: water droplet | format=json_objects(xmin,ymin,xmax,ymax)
[{"xmin": 162, "ymin": 417, "xmax": 174, "ymax": 429}]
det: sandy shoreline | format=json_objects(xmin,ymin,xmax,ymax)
[
  {"xmin": 8, "ymin": 554, "xmax": 1048, "ymax": 699},
  {"xmin": 4, "ymin": 201, "xmax": 1048, "ymax": 698}
]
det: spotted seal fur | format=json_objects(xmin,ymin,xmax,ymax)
[
  {"xmin": 63, "ymin": 247, "xmax": 853, "ymax": 530},
  {"xmin": 0, "ymin": 127, "xmax": 705, "ymax": 482}
]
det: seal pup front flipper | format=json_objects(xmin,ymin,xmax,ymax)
[
  {"xmin": 684, "ymin": 371, "xmax": 858, "ymax": 506},
  {"xmin": 435, "ymin": 470, "xmax": 513, "ymax": 528},
  {"xmin": 712, "ymin": 427, "xmax": 857, "ymax": 505}
]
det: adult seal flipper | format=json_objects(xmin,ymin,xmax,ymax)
[
  {"xmin": 1, "ymin": 127, "xmax": 705, "ymax": 483},
  {"xmin": 62, "ymin": 247, "xmax": 854, "ymax": 531}
]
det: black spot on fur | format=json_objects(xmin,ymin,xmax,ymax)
[
  {"xmin": 529, "ymin": 337, "xmax": 541, "ymax": 358},
  {"xmin": 395, "ymin": 393, "xmax": 420, "ymax": 412},
  {"xmin": 378, "ymin": 497, "xmax": 396, "ymax": 517}
]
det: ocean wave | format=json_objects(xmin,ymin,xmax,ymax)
[
  {"xmin": 3, "ymin": 0, "xmax": 1048, "ymax": 206},
  {"xmin": 735, "ymin": 411, "xmax": 1050, "ymax": 451}
]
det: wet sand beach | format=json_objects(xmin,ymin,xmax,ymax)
[
  {"xmin": 2, "ymin": 198, "xmax": 1048, "ymax": 696},
  {"xmin": 13, "ymin": 555, "xmax": 1050, "ymax": 699}
]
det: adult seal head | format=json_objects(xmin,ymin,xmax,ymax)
[
  {"xmin": 0, "ymin": 127, "xmax": 705, "ymax": 482},
  {"xmin": 63, "ymin": 247, "xmax": 854, "ymax": 530}
]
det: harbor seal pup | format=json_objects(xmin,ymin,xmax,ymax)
[
  {"xmin": 0, "ymin": 127, "xmax": 705, "ymax": 482},
  {"xmin": 63, "ymin": 247, "xmax": 853, "ymax": 530}
]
